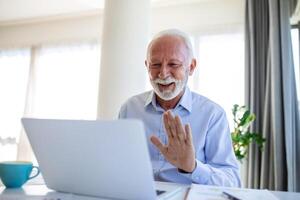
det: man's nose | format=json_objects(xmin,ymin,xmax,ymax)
[{"xmin": 158, "ymin": 64, "xmax": 170, "ymax": 79}]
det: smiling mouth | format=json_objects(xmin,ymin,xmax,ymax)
[{"xmin": 158, "ymin": 82, "xmax": 175, "ymax": 89}]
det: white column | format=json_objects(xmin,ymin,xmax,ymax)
[{"xmin": 97, "ymin": 0, "xmax": 150, "ymax": 119}]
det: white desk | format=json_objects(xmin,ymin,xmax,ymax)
[
  {"xmin": 1, "ymin": 181, "xmax": 300, "ymax": 200},
  {"xmin": 272, "ymin": 191, "xmax": 300, "ymax": 200},
  {"xmin": 0, "ymin": 182, "xmax": 187, "ymax": 200}
]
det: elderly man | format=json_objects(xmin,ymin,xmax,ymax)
[{"xmin": 119, "ymin": 29, "xmax": 241, "ymax": 187}]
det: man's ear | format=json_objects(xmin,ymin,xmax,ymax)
[
  {"xmin": 145, "ymin": 60, "xmax": 148, "ymax": 69},
  {"xmin": 188, "ymin": 58, "xmax": 197, "ymax": 76}
]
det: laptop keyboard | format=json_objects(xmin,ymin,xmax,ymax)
[{"xmin": 156, "ymin": 190, "xmax": 166, "ymax": 196}]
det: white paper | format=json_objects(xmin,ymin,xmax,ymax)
[
  {"xmin": 186, "ymin": 184, "xmax": 279, "ymax": 200},
  {"xmin": 156, "ymin": 181, "xmax": 187, "ymax": 200}
]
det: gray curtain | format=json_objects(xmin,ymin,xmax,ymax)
[{"xmin": 245, "ymin": 0, "xmax": 300, "ymax": 192}]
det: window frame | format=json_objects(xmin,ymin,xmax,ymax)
[{"xmin": 291, "ymin": 24, "xmax": 300, "ymax": 107}]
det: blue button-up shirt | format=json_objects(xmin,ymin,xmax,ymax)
[{"xmin": 118, "ymin": 87, "xmax": 241, "ymax": 187}]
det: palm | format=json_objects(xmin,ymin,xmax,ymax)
[
  {"xmin": 164, "ymin": 141, "xmax": 195, "ymax": 168},
  {"xmin": 150, "ymin": 111, "xmax": 196, "ymax": 172}
]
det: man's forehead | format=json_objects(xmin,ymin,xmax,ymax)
[
  {"xmin": 148, "ymin": 36, "xmax": 187, "ymax": 57},
  {"xmin": 149, "ymin": 54, "xmax": 184, "ymax": 62},
  {"xmin": 150, "ymin": 35, "xmax": 185, "ymax": 50}
]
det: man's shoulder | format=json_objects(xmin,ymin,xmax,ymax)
[
  {"xmin": 190, "ymin": 91, "xmax": 225, "ymax": 114},
  {"xmin": 123, "ymin": 90, "xmax": 152, "ymax": 106},
  {"xmin": 121, "ymin": 91, "xmax": 151, "ymax": 112},
  {"xmin": 119, "ymin": 91, "xmax": 152, "ymax": 118}
]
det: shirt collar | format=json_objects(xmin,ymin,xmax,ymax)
[
  {"xmin": 144, "ymin": 90, "xmax": 155, "ymax": 108},
  {"xmin": 144, "ymin": 87, "xmax": 193, "ymax": 113},
  {"xmin": 178, "ymin": 87, "xmax": 192, "ymax": 113}
]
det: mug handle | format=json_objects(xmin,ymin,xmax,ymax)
[{"xmin": 28, "ymin": 166, "xmax": 40, "ymax": 180}]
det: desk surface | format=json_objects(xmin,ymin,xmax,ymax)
[
  {"xmin": 272, "ymin": 190, "xmax": 300, "ymax": 200},
  {"xmin": 1, "ymin": 182, "xmax": 300, "ymax": 200},
  {"xmin": 0, "ymin": 182, "xmax": 188, "ymax": 200}
]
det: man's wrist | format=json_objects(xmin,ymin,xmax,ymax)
[
  {"xmin": 178, "ymin": 160, "xmax": 197, "ymax": 173},
  {"xmin": 178, "ymin": 168, "xmax": 191, "ymax": 173}
]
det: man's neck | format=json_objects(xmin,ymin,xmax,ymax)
[{"xmin": 156, "ymin": 90, "xmax": 185, "ymax": 111}]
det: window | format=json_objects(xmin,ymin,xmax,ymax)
[
  {"xmin": 191, "ymin": 32, "xmax": 245, "ymax": 129},
  {"xmin": 291, "ymin": 27, "xmax": 300, "ymax": 103},
  {"xmin": 0, "ymin": 49, "xmax": 30, "ymax": 161},
  {"xmin": 29, "ymin": 43, "xmax": 100, "ymax": 119},
  {"xmin": 0, "ymin": 42, "xmax": 101, "ymax": 162}
]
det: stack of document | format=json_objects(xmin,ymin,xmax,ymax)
[{"xmin": 186, "ymin": 184, "xmax": 279, "ymax": 200}]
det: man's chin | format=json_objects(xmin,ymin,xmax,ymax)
[
  {"xmin": 158, "ymin": 89, "xmax": 173, "ymax": 94},
  {"xmin": 156, "ymin": 91, "xmax": 177, "ymax": 101}
]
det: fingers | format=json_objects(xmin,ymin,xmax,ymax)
[
  {"xmin": 163, "ymin": 111, "xmax": 187, "ymax": 146},
  {"xmin": 164, "ymin": 111, "xmax": 177, "ymax": 138},
  {"xmin": 150, "ymin": 135, "xmax": 167, "ymax": 155},
  {"xmin": 163, "ymin": 111, "xmax": 179, "ymax": 147},
  {"xmin": 175, "ymin": 115, "xmax": 186, "ymax": 144},
  {"xmin": 163, "ymin": 111, "xmax": 174, "ymax": 139},
  {"xmin": 185, "ymin": 124, "xmax": 193, "ymax": 146}
]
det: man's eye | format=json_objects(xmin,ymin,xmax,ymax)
[
  {"xmin": 150, "ymin": 64, "xmax": 161, "ymax": 68},
  {"xmin": 169, "ymin": 63, "xmax": 180, "ymax": 68}
]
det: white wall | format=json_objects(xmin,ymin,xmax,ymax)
[
  {"xmin": 0, "ymin": 0, "xmax": 244, "ymax": 48},
  {"xmin": 0, "ymin": 13, "xmax": 103, "ymax": 48},
  {"xmin": 151, "ymin": 0, "xmax": 244, "ymax": 34}
]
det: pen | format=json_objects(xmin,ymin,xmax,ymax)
[
  {"xmin": 222, "ymin": 191, "xmax": 242, "ymax": 200},
  {"xmin": 184, "ymin": 187, "xmax": 191, "ymax": 200}
]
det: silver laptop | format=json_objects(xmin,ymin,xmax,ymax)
[{"xmin": 21, "ymin": 118, "xmax": 182, "ymax": 200}]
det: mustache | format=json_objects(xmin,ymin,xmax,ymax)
[{"xmin": 153, "ymin": 77, "xmax": 180, "ymax": 85}]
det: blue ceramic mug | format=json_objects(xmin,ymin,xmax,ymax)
[{"xmin": 0, "ymin": 161, "xmax": 40, "ymax": 188}]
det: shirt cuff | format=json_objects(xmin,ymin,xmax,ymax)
[
  {"xmin": 177, "ymin": 162, "xmax": 196, "ymax": 179},
  {"xmin": 191, "ymin": 159, "xmax": 212, "ymax": 184},
  {"xmin": 177, "ymin": 169, "xmax": 192, "ymax": 179}
]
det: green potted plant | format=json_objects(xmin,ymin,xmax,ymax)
[{"xmin": 231, "ymin": 104, "xmax": 266, "ymax": 161}]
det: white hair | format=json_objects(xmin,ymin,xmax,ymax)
[{"xmin": 147, "ymin": 29, "xmax": 194, "ymax": 62}]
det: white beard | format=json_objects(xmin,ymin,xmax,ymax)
[{"xmin": 151, "ymin": 74, "xmax": 188, "ymax": 101}]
